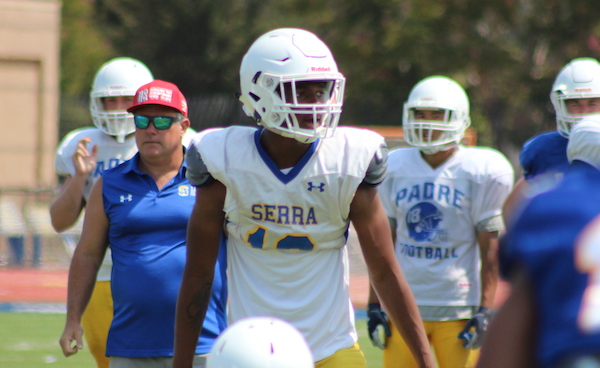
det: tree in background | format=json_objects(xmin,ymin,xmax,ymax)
[
  {"xmin": 326, "ymin": 0, "xmax": 600, "ymax": 152},
  {"xmin": 60, "ymin": 0, "xmax": 114, "ymax": 139},
  {"xmin": 59, "ymin": 0, "xmax": 600, "ymax": 157}
]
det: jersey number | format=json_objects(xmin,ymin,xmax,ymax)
[{"xmin": 246, "ymin": 226, "xmax": 315, "ymax": 251}]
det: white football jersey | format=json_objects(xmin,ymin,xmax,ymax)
[
  {"xmin": 379, "ymin": 146, "xmax": 514, "ymax": 307},
  {"xmin": 56, "ymin": 128, "xmax": 138, "ymax": 202},
  {"xmin": 55, "ymin": 126, "xmax": 197, "ymax": 280},
  {"xmin": 193, "ymin": 126, "xmax": 385, "ymax": 361},
  {"xmin": 56, "ymin": 127, "xmax": 197, "ymax": 201}
]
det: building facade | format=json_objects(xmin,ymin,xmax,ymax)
[{"xmin": 0, "ymin": 0, "xmax": 60, "ymax": 189}]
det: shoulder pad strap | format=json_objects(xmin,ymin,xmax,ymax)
[
  {"xmin": 363, "ymin": 141, "xmax": 388, "ymax": 186},
  {"xmin": 185, "ymin": 143, "xmax": 214, "ymax": 187}
]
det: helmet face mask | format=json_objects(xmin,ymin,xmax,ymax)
[
  {"xmin": 239, "ymin": 28, "xmax": 345, "ymax": 143},
  {"xmin": 90, "ymin": 57, "xmax": 154, "ymax": 142},
  {"xmin": 404, "ymin": 108, "xmax": 467, "ymax": 151},
  {"xmin": 551, "ymin": 58, "xmax": 600, "ymax": 138},
  {"xmin": 403, "ymin": 76, "xmax": 471, "ymax": 154},
  {"xmin": 253, "ymin": 74, "xmax": 343, "ymax": 142},
  {"xmin": 90, "ymin": 96, "xmax": 135, "ymax": 142}
]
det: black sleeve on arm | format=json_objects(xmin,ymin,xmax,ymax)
[
  {"xmin": 362, "ymin": 141, "xmax": 389, "ymax": 187},
  {"xmin": 185, "ymin": 143, "xmax": 215, "ymax": 187}
]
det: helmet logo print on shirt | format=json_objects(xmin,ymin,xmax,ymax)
[{"xmin": 406, "ymin": 202, "xmax": 446, "ymax": 242}]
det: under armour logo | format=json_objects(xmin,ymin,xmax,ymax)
[
  {"xmin": 120, "ymin": 194, "xmax": 133, "ymax": 203},
  {"xmin": 307, "ymin": 182, "xmax": 325, "ymax": 192}
]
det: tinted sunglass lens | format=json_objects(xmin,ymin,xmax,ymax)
[
  {"xmin": 153, "ymin": 117, "xmax": 173, "ymax": 129},
  {"xmin": 134, "ymin": 116, "xmax": 150, "ymax": 129}
]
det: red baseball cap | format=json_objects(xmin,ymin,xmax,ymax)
[{"xmin": 127, "ymin": 80, "xmax": 188, "ymax": 117}]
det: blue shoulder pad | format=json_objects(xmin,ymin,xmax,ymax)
[{"xmin": 519, "ymin": 131, "xmax": 569, "ymax": 180}]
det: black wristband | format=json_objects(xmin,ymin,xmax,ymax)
[
  {"xmin": 477, "ymin": 306, "xmax": 490, "ymax": 315},
  {"xmin": 367, "ymin": 303, "xmax": 381, "ymax": 312}
]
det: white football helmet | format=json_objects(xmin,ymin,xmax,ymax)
[
  {"xmin": 90, "ymin": 57, "xmax": 154, "ymax": 142},
  {"xmin": 239, "ymin": 28, "xmax": 346, "ymax": 143},
  {"xmin": 551, "ymin": 58, "xmax": 600, "ymax": 138},
  {"xmin": 403, "ymin": 76, "xmax": 471, "ymax": 154},
  {"xmin": 207, "ymin": 316, "xmax": 313, "ymax": 368}
]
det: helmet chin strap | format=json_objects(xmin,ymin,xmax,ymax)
[
  {"xmin": 264, "ymin": 126, "xmax": 317, "ymax": 144},
  {"xmin": 116, "ymin": 133, "xmax": 126, "ymax": 143},
  {"xmin": 293, "ymin": 134, "xmax": 317, "ymax": 144},
  {"xmin": 420, "ymin": 142, "xmax": 458, "ymax": 155},
  {"xmin": 238, "ymin": 94, "xmax": 256, "ymax": 118}
]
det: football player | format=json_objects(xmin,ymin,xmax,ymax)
[
  {"xmin": 368, "ymin": 76, "xmax": 514, "ymax": 368},
  {"xmin": 173, "ymin": 28, "xmax": 435, "ymax": 368},
  {"xmin": 503, "ymin": 58, "xmax": 600, "ymax": 224},
  {"xmin": 478, "ymin": 120, "xmax": 600, "ymax": 368}
]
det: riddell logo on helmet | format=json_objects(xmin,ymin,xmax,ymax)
[
  {"xmin": 310, "ymin": 66, "xmax": 331, "ymax": 72},
  {"xmin": 575, "ymin": 88, "xmax": 593, "ymax": 92}
]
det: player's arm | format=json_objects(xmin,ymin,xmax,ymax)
[
  {"xmin": 366, "ymin": 217, "xmax": 396, "ymax": 348},
  {"xmin": 173, "ymin": 179, "xmax": 225, "ymax": 368},
  {"xmin": 501, "ymin": 177, "xmax": 529, "ymax": 226},
  {"xmin": 50, "ymin": 138, "xmax": 98, "ymax": 232},
  {"xmin": 350, "ymin": 185, "xmax": 435, "ymax": 368},
  {"xmin": 58, "ymin": 177, "xmax": 109, "ymax": 357},
  {"xmin": 458, "ymin": 216, "xmax": 503, "ymax": 349},
  {"xmin": 50, "ymin": 176, "xmax": 88, "ymax": 232},
  {"xmin": 368, "ymin": 217, "xmax": 397, "ymax": 305},
  {"xmin": 457, "ymin": 228, "xmax": 501, "ymax": 348},
  {"xmin": 477, "ymin": 230, "xmax": 499, "ymax": 309},
  {"xmin": 476, "ymin": 267, "xmax": 537, "ymax": 367}
]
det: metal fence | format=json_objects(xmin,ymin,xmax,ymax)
[
  {"xmin": 0, "ymin": 189, "xmax": 81, "ymax": 269},
  {"xmin": 0, "ymin": 187, "xmax": 370, "ymax": 281}
]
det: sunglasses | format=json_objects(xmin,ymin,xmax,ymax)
[{"xmin": 134, "ymin": 115, "xmax": 181, "ymax": 130}]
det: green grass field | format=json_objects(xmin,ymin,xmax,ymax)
[
  {"xmin": 0, "ymin": 312, "xmax": 96, "ymax": 367},
  {"xmin": 357, "ymin": 318, "xmax": 385, "ymax": 367},
  {"xmin": 0, "ymin": 312, "xmax": 382, "ymax": 368}
]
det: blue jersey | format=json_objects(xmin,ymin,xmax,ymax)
[
  {"xmin": 501, "ymin": 160, "xmax": 600, "ymax": 367},
  {"xmin": 102, "ymin": 152, "xmax": 227, "ymax": 358},
  {"xmin": 520, "ymin": 131, "xmax": 569, "ymax": 180}
]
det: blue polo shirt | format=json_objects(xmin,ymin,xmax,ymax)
[{"xmin": 102, "ymin": 151, "xmax": 227, "ymax": 358}]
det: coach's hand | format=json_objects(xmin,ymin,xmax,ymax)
[
  {"xmin": 458, "ymin": 306, "xmax": 492, "ymax": 350},
  {"xmin": 367, "ymin": 303, "xmax": 391, "ymax": 349},
  {"xmin": 59, "ymin": 321, "xmax": 84, "ymax": 357}
]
